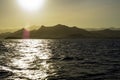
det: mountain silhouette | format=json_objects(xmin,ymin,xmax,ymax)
[
  {"xmin": 31, "ymin": 24, "xmax": 92, "ymax": 39},
  {"xmin": 0, "ymin": 24, "xmax": 120, "ymax": 39}
]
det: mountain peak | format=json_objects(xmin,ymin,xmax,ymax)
[
  {"xmin": 54, "ymin": 24, "xmax": 69, "ymax": 28},
  {"xmin": 41, "ymin": 25, "xmax": 46, "ymax": 28}
]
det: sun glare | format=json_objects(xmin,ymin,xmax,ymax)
[{"xmin": 17, "ymin": 0, "xmax": 45, "ymax": 12}]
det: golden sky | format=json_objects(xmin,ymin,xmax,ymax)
[{"xmin": 0, "ymin": 0, "xmax": 120, "ymax": 30}]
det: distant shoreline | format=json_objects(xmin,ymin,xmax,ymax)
[{"xmin": 0, "ymin": 24, "xmax": 120, "ymax": 39}]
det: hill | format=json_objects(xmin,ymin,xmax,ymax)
[{"xmin": 0, "ymin": 24, "xmax": 120, "ymax": 39}]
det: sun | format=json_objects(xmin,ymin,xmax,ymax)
[{"xmin": 17, "ymin": 0, "xmax": 45, "ymax": 12}]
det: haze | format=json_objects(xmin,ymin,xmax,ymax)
[{"xmin": 0, "ymin": 0, "xmax": 120, "ymax": 31}]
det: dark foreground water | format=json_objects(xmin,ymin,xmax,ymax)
[{"xmin": 0, "ymin": 39, "xmax": 120, "ymax": 80}]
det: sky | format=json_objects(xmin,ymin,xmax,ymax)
[{"xmin": 0, "ymin": 0, "xmax": 120, "ymax": 30}]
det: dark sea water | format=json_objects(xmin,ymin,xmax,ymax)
[{"xmin": 0, "ymin": 39, "xmax": 120, "ymax": 80}]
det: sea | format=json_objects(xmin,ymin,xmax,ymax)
[{"xmin": 0, "ymin": 39, "xmax": 120, "ymax": 80}]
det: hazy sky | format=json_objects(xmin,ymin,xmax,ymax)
[{"xmin": 0, "ymin": 0, "xmax": 120, "ymax": 30}]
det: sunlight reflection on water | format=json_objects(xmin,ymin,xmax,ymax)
[
  {"xmin": 1, "ymin": 39, "xmax": 120, "ymax": 80},
  {"xmin": 2, "ymin": 40, "xmax": 56, "ymax": 80}
]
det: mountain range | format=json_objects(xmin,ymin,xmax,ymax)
[{"xmin": 0, "ymin": 24, "xmax": 120, "ymax": 39}]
